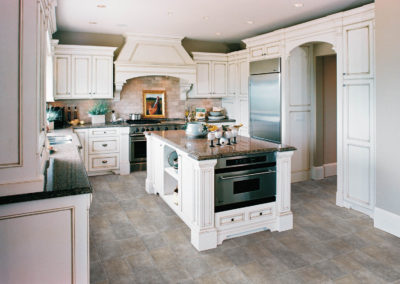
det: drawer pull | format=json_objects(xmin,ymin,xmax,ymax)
[
  {"xmin": 104, "ymin": 131, "xmax": 106, "ymax": 134},
  {"xmin": 102, "ymin": 160, "xmax": 108, "ymax": 164},
  {"xmin": 102, "ymin": 144, "xmax": 108, "ymax": 147},
  {"xmin": 259, "ymin": 212, "xmax": 263, "ymax": 216},
  {"xmin": 231, "ymin": 218, "xmax": 234, "ymax": 222}
]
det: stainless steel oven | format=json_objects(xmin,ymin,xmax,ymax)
[
  {"xmin": 215, "ymin": 153, "xmax": 276, "ymax": 212},
  {"xmin": 130, "ymin": 134, "xmax": 147, "ymax": 171}
]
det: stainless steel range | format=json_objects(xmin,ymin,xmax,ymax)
[{"xmin": 128, "ymin": 119, "xmax": 185, "ymax": 171}]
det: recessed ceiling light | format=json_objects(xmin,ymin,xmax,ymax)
[
  {"xmin": 247, "ymin": 20, "xmax": 254, "ymax": 25},
  {"xmin": 96, "ymin": 4, "xmax": 106, "ymax": 8},
  {"xmin": 117, "ymin": 24, "xmax": 127, "ymax": 27},
  {"xmin": 167, "ymin": 11, "xmax": 174, "ymax": 16},
  {"xmin": 202, "ymin": 16, "xmax": 209, "ymax": 20},
  {"xmin": 89, "ymin": 21, "xmax": 97, "ymax": 25},
  {"xmin": 293, "ymin": 3, "xmax": 304, "ymax": 8},
  {"xmin": 215, "ymin": 32, "xmax": 221, "ymax": 36}
]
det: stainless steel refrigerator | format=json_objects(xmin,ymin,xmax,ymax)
[{"xmin": 249, "ymin": 58, "xmax": 281, "ymax": 144}]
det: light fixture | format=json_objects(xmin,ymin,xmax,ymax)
[
  {"xmin": 96, "ymin": 4, "xmax": 106, "ymax": 8},
  {"xmin": 202, "ymin": 16, "xmax": 209, "ymax": 20},
  {"xmin": 89, "ymin": 21, "xmax": 97, "ymax": 25},
  {"xmin": 293, "ymin": 3, "xmax": 304, "ymax": 8},
  {"xmin": 247, "ymin": 20, "xmax": 254, "ymax": 25},
  {"xmin": 215, "ymin": 32, "xmax": 221, "ymax": 36}
]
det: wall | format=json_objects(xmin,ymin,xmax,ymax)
[
  {"xmin": 375, "ymin": 0, "xmax": 400, "ymax": 216},
  {"xmin": 315, "ymin": 54, "xmax": 337, "ymax": 167},
  {"xmin": 50, "ymin": 76, "xmax": 221, "ymax": 122}
]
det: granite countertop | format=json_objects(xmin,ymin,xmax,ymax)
[
  {"xmin": 0, "ymin": 129, "xmax": 92, "ymax": 205},
  {"xmin": 72, "ymin": 118, "xmax": 236, "ymax": 129},
  {"xmin": 146, "ymin": 130, "xmax": 296, "ymax": 160}
]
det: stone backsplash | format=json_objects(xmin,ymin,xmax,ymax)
[{"xmin": 49, "ymin": 76, "xmax": 222, "ymax": 122}]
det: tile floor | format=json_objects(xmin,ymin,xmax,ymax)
[{"xmin": 89, "ymin": 173, "xmax": 400, "ymax": 284}]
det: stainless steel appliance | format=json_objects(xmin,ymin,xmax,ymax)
[
  {"xmin": 128, "ymin": 120, "xmax": 184, "ymax": 171},
  {"xmin": 214, "ymin": 153, "xmax": 276, "ymax": 212},
  {"xmin": 249, "ymin": 58, "xmax": 281, "ymax": 144}
]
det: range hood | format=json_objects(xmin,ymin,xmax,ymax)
[{"xmin": 114, "ymin": 33, "xmax": 196, "ymax": 100}]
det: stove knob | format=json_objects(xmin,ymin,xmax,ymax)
[
  {"xmin": 150, "ymin": 127, "xmax": 154, "ymax": 131},
  {"xmin": 141, "ymin": 128, "xmax": 145, "ymax": 132},
  {"xmin": 156, "ymin": 127, "xmax": 160, "ymax": 131},
  {"xmin": 165, "ymin": 127, "xmax": 169, "ymax": 130},
  {"xmin": 146, "ymin": 128, "xmax": 149, "ymax": 131},
  {"xmin": 174, "ymin": 126, "xmax": 178, "ymax": 130}
]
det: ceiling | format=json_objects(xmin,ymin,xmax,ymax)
[{"xmin": 56, "ymin": 0, "xmax": 373, "ymax": 43}]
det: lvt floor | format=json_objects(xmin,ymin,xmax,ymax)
[{"xmin": 89, "ymin": 173, "xmax": 400, "ymax": 284}]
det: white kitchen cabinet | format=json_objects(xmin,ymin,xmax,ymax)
[
  {"xmin": 54, "ymin": 55, "xmax": 71, "ymax": 98},
  {"xmin": 249, "ymin": 42, "xmax": 281, "ymax": 61},
  {"xmin": 53, "ymin": 45, "xmax": 116, "ymax": 100},
  {"xmin": 238, "ymin": 97, "xmax": 249, "ymax": 136},
  {"xmin": 239, "ymin": 59, "xmax": 249, "ymax": 96},
  {"xmin": 192, "ymin": 53, "xmax": 228, "ymax": 98},
  {"xmin": 343, "ymin": 21, "xmax": 374, "ymax": 80},
  {"xmin": 227, "ymin": 62, "xmax": 237, "ymax": 96}
]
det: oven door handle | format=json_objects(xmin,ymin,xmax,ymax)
[{"xmin": 219, "ymin": 170, "xmax": 276, "ymax": 180}]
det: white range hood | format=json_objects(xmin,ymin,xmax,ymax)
[{"xmin": 114, "ymin": 33, "xmax": 196, "ymax": 100}]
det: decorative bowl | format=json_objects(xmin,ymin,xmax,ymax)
[
  {"xmin": 209, "ymin": 111, "xmax": 223, "ymax": 116},
  {"xmin": 185, "ymin": 122, "xmax": 207, "ymax": 138}
]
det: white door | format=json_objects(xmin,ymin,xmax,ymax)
[
  {"xmin": 239, "ymin": 60, "xmax": 249, "ymax": 96},
  {"xmin": 343, "ymin": 21, "xmax": 373, "ymax": 80},
  {"xmin": 195, "ymin": 61, "xmax": 211, "ymax": 97},
  {"xmin": 92, "ymin": 56, "xmax": 113, "ymax": 98},
  {"xmin": 71, "ymin": 55, "xmax": 91, "ymax": 98},
  {"xmin": 54, "ymin": 55, "xmax": 71, "ymax": 98},
  {"xmin": 342, "ymin": 79, "xmax": 375, "ymax": 215},
  {"xmin": 227, "ymin": 62, "xmax": 237, "ymax": 96},
  {"xmin": 213, "ymin": 62, "xmax": 227, "ymax": 97}
]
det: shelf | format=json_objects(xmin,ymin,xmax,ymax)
[
  {"xmin": 161, "ymin": 193, "xmax": 179, "ymax": 211},
  {"xmin": 164, "ymin": 166, "xmax": 178, "ymax": 180}
]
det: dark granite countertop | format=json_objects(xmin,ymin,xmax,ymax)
[
  {"xmin": 0, "ymin": 129, "xmax": 92, "ymax": 205},
  {"xmin": 146, "ymin": 130, "xmax": 296, "ymax": 160},
  {"xmin": 72, "ymin": 119, "xmax": 236, "ymax": 129}
]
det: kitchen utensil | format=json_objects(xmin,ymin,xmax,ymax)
[
  {"xmin": 185, "ymin": 122, "xmax": 207, "ymax": 138},
  {"xmin": 129, "ymin": 113, "xmax": 142, "ymax": 120}
]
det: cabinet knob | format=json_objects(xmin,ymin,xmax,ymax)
[
  {"xmin": 102, "ymin": 160, "xmax": 108, "ymax": 164},
  {"xmin": 231, "ymin": 218, "xmax": 234, "ymax": 222},
  {"xmin": 259, "ymin": 212, "xmax": 263, "ymax": 216},
  {"xmin": 102, "ymin": 144, "xmax": 108, "ymax": 147}
]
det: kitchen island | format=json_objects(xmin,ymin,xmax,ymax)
[{"xmin": 145, "ymin": 130, "xmax": 296, "ymax": 251}]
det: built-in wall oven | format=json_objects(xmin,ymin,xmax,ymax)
[{"xmin": 215, "ymin": 153, "xmax": 276, "ymax": 212}]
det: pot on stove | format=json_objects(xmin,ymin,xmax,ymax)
[{"xmin": 129, "ymin": 113, "xmax": 142, "ymax": 120}]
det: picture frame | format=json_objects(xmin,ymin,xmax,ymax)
[{"xmin": 143, "ymin": 90, "xmax": 166, "ymax": 118}]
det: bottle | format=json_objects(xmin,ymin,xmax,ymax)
[
  {"xmin": 67, "ymin": 106, "xmax": 71, "ymax": 121},
  {"xmin": 111, "ymin": 110, "xmax": 117, "ymax": 122},
  {"xmin": 73, "ymin": 106, "xmax": 78, "ymax": 120}
]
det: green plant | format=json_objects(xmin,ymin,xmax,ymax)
[
  {"xmin": 88, "ymin": 100, "xmax": 109, "ymax": 115},
  {"xmin": 46, "ymin": 108, "xmax": 58, "ymax": 122}
]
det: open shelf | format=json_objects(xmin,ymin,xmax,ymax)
[
  {"xmin": 165, "ymin": 166, "xmax": 178, "ymax": 180},
  {"xmin": 161, "ymin": 193, "xmax": 179, "ymax": 211}
]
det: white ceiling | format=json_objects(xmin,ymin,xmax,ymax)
[{"xmin": 56, "ymin": 0, "xmax": 373, "ymax": 43}]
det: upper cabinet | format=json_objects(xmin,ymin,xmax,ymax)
[
  {"xmin": 249, "ymin": 42, "xmax": 281, "ymax": 62},
  {"xmin": 227, "ymin": 50, "xmax": 249, "ymax": 97},
  {"xmin": 343, "ymin": 20, "xmax": 374, "ymax": 80},
  {"xmin": 53, "ymin": 45, "xmax": 116, "ymax": 100},
  {"xmin": 192, "ymin": 53, "xmax": 228, "ymax": 98}
]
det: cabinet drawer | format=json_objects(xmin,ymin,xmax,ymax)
[
  {"xmin": 88, "ymin": 154, "xmax": 119, "ymax": 171},
  {"xmin": 266, "ymin": 45, "xmax": 279, "ymax": 55},
  {"xmin": 88, "ymin": 137, "xmax": 119, "ymax": 154},
  {"xmin": 250, "ymin": 46, "xmax": 264, "ymax": 59},
  {"xmin": 219, "ymin": 213, "xmax": 245, "ymax": 226},
  {"xmin": 249, "ymin": 206, "xmax": 274, "ymax": 221},
  {"xmin": 89, "ymin": 128, "xmax": 119, "ymax": 137}
]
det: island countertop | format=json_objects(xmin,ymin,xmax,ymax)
[{"xmin": 146, "ymin": 130, "xmax": 296, "ymax": 160}]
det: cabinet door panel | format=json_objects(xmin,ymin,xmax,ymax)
[
  {"xmin": 289, "ymin": 111, "xmax": 311, "ymax": 174},
  {"xmin": 196, "ymin": 62, "xmax": 211, "ymax": 96},
  {"xmin": 54, "ymin": 55, "xmax": 71, "ymax": 98},
  {"xmin": 92, "ymin": 56, "xmax": 113, "ymax": 98},
  {"xmin": 344, "ymin": 21, "xmax": 372, "ymax": 79},
  {"xmin": 227, "ymin": 62, "xmax": 237, "ymax": 95},
  {"xmin": 239, "ymin": 60, "xmax": 249, "ymax": 96},
  {"xmin": 213, "ymin": 62, "xmax": 227, "ymax": 96},
  {"xmin": 72, "ymin": 55, "xmax": 91, "ymax": 98},
  {"xmin": 238, "ymin": 98, "xmax": 249, "ymax": 136},
  {"xmin": 289, "ymin": 46, "xmax": 311, "ymax": 106}
]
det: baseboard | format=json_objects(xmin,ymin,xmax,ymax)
[
  {"xmin": 374, "ymin": 207, "xmax": 400, "ymax": 238},
  {"xmin": 324, "ymin": 163, "xmax": 337, "ymax": 177},
  {"xmin": 311, "ymin": 166, "xmax": 324, "ymax": 180},
  {"xmin": 291, "ymin": 171, "xmax": 310, "ymax": 183}
]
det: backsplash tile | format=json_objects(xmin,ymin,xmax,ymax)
[{"xmin": 49, "ymin": 76, "xmax": 222, "ymax": 122}]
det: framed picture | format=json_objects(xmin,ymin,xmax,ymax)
[{"xmin": 143, "ymin": 90, "xmax": 166, "ymax": 118}]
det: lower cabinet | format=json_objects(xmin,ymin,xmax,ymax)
[
  {"xmin": 74, "ymin": 127, "xmax": 123, "ymax": 175},
  {"xmin": 0, "ymin": 194, "xmax": 91, "ymax": 284}
]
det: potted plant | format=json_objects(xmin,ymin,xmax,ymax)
[
  {"xmin": 46, "ymin": 107, "xmax": 58, "ymax": 130},
  {"xmin": 88, "ymin": 100, "xmax": 109, "ymax": 124}
]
